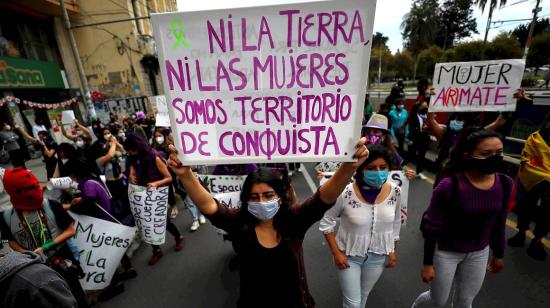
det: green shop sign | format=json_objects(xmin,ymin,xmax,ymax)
[{"xmin": 0, "ymin": 56, "xmax": 64, "ymax": 89}]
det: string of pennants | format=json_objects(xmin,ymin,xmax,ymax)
[{"xmin": 0, "ymin": 96, "xmax": 77, "ymax": 110}]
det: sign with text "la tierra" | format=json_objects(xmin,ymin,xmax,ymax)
[{"xmin": 151, "ymin": 0, "xmax": 376, "ymax": 165}]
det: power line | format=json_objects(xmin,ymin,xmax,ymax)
[{"xmin": 502, "ymin": 0, "xmax": 532, "ymax": 8}]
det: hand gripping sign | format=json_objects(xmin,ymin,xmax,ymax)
[{"xmin": 151, "ymin": 0, "xmax": 377, "ymax": 165}]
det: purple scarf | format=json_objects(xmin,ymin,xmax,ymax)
[{"xmin": 357, "ymin": 183, "xmax": 382, "ymax": 204}]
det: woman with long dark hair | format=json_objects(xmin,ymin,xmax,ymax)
[
  {"xmin": 412, "ymin": 128, "xmax": 513, "ymax": 308},
  {"xmin": 17, "ymin": 127, "xmax": 58, "ymax": 179},
  {"xmin": 124, "ymin": 133, "xmax": 184, "ymax": 265},
  {"xmin": 167, "ymin": 138, "xmax": 369, "ymax": 308},
  {"xmin": 93, "ymin": 127, "xmax": 130, "ymax": 216},
  {"xmin": 320, "ymin": 145, "xmax": 402, "ymax": 308}
]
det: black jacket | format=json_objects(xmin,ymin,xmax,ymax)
[{"xmin": 0, "ymin": 250, "xmax": 77, "ymax": 308}]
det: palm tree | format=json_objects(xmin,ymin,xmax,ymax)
[{"xmin": 475, "ymin": 0, "xmax": 507, "ymax": 42}]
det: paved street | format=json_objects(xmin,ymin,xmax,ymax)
[{"xmin": 90, "ymin": 163, "xmax": 550, "ymax": 308}]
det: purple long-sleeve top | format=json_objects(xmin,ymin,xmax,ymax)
[
  {"xmin": 77, "ymin": 178, "xmax": 116, "ymax": 223},
  {"xmin": 421, "ymin": 172, "xmax": 513, "ymax": 265}
]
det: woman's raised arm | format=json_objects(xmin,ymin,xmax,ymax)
[
  {"xmin": 167, "ymin": 146, "xmax": 217, "ymax": 215},
  {"xmin": 319, "ymin": 137, "xmax": 369, "ymax": 204}
]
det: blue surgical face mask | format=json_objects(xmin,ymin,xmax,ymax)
[
  {"xmin": 363, "ymin": 170, "xmax": 389, "ymax": 188},
  {"xmin": 247, "ymin": 199, "xmax": 280, "ymax": 221},
  {"xmin": 449, "ymin": 120, "xmax": 464, "ymax": 132}
]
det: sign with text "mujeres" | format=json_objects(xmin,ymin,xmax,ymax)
[
  {"xmin": 430, "ymin": 59, "xmax": 525, "ymax": 112},
  {"xmin": 151, "ymin": 0, "xmax": 376, "ymax": 165},
  {"xmin": 70, "ymin": 212, "xmax": 136, "ymax": 290}
]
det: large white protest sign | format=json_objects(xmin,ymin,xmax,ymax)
[
  {"xmin": 70, "ymin": 212, "xmax": 136, "ymax": 290},
  {"xmin": 151, "ymin": 0, "xmax": 376, "ymax": 165},
  {"xmin": 319, "ymin": 170, "xmax": 409, "ymax": 225},
  {"xmin": 430, "ymin": 59, "xmax": 525, "ymax": 112},
  {"xmin": 197, "ymin": 174, "xmax": 247, "ymax": 194},
  {"xmin": 128, "ymin": 184, "xmax": 169, "ymax": 245},
  {"xmin": 154, "ymin": 95, "xmax": 171, "ymax": 127}
]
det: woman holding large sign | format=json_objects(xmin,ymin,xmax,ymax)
[
  {"xmin": 168, "ymin": 138, "xmax": 369, "ymax": 308},
  {"xmin": 319, "ymin": 145, "xmax": 402, "ymax": 308}
]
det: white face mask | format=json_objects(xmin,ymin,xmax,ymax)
[
  {"xmin": 104, "ymin": 134, "xmax": 112, "ymax": 141},
  {"xmin": 76, "ymin": 140, "xmax": 85, "ymax": 148},
  {"xmin": 61, "ymin": 158, "xmax": 69, "ymax": 164},
  {"xmin": 155, "ymin": 136, "xmax": 165, "ymax": 144},
  {"xmin": 4, "ymin": 125, "xmax": 11, "ymax": 130}
]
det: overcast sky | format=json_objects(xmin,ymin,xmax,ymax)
[{"xmin": 175, "ymin": 0, "xmax": 549, "ymax": 52}]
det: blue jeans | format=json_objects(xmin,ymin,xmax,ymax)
[
  {"xmin": 337, "ymin": 252, "xmax": 387, "ymax": 308},
  {"xmin": 185, "ymin": 195, "xmax": 199, "ymax": 221},
  {"xmin": 412, "ymin": 246, "xmax": 490, "ymax": 308}
]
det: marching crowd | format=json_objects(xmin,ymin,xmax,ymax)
[{"xmin": 0, "ymin": 80, "xmax": 549, "ymax": 308}]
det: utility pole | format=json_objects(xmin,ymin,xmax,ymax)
[
  {"xmin": 523, "ymin": 0, "xmax": 542, "ymax": 60},
  {"xmin": 378, "ymin": 43, "xmax": 382, "ymax": 88},
  {"xmin": 59, "ymin": 0, "xmax": 96, "ymax": 118},
  {"xmin": 483, "ymin": 7, "xmax": 494, "ymax": 43}
]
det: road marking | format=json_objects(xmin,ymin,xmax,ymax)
[
  {"xmin": 425, "ymin": 175, "xmax": 550, "ymax": 249},
  {"xmin": 506, "ymin": 219, "xmax": 550, "ymax": 248},
  {"xmin": 302, "ymin": 166, "xmax": 318, "ymax": 194}
]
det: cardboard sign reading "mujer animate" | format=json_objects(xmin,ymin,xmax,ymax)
[{"xmin": 430, "ymin": 59, "xmax": 525, "ymax": 112}]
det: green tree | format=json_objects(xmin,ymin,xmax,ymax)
[
  {"xmin": 527, "ymin": 32, "xmax": 550, "ymax": 68},
  {"xmin": 438, "ymin": 0, "xmax": 478, "ymax": 49},
  {"xmin": 450, "ymin": 40, "xmax": 489, "ymax": 61},
  {"xmin": 511, "ymin": 18, "xmax": 550, "ymax": 47},
  {"xmin": 475, "ymin": 0, "xmax": 507, "ymax": 42},
  {"xmin": 372, "ymin": 32, "xmax": 389, "ymax": 50},
  {"xmin": 401, "ymin": 0, "xmax": 441, "ymax": 55},
  {"xmin": 391, "ymin": 50, "xmax": 415, "ymax": 79},
  {"xmin": 368, "ymin": 46, "xmax": 394, "ymax": 83},
  {"xmin": 485, "ymin": 33, "xmax": 522, "ymax": 59},
  {"xmin": 416, "ymin": 45, "xmax": 446, "ymax": 78}
]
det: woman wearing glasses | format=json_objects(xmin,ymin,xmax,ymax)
[{"xmin": 167, "ymin": 138, "xmax": 369, "ymax": 308}]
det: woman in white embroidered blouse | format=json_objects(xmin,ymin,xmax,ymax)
[{"xmin": 320, "ymin": 145, "xmax": 402, "ymax": 308}]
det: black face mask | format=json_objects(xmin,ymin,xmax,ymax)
[
  {"xmin": 418, "ymin": 108, "xmax": 428, "ymax": 115},
  {"xmin": 468, "ymin": 155, "xmax": 504, "ymax": 175}
]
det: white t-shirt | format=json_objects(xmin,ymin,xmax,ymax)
[
  {"xmin": 32, "ymin": 124, "xmax": 47, "ymax": 139},
  {"xmin": 319, "ymin": 182, "xmax": 402, "ymax": 256}
]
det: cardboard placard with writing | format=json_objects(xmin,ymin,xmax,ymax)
[
  {"xmin": 151, "ymin": 0, "xmax": 376, "ymax": 164},
  {"xmin": 128, "ymin": 184, "xmax": 169, "ymax": 245},
  {"xmin": 197, "ymin": 174, "xmax": 247, "ymax": 195},
  {"xmin": 70, "ymin": 212, "xmax": 136, "ymax": 290},
  {"xmin": 430, "ymin": 59, "xmax": 525, "ymax": 112}
]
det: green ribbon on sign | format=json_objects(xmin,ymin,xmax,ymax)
[{"xmin": 171, "ymin": 19, "xmax": 190, "ymax": 49}]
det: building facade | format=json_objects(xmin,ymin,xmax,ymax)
[
  {"xmin": 69, "ymin": 0, "xmax": 176, "ymax": 120},
  {"xmin": 0, "ymin": 0, "xmax": 176, "ymax": 163},
  {"xmin": 0, "ymin": 0, "xmax": 80, "ymax": 139}
]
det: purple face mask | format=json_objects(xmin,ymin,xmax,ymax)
[{"xmin": 365, "ymin": 134, "xmax": 383, "ymax": 145}]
